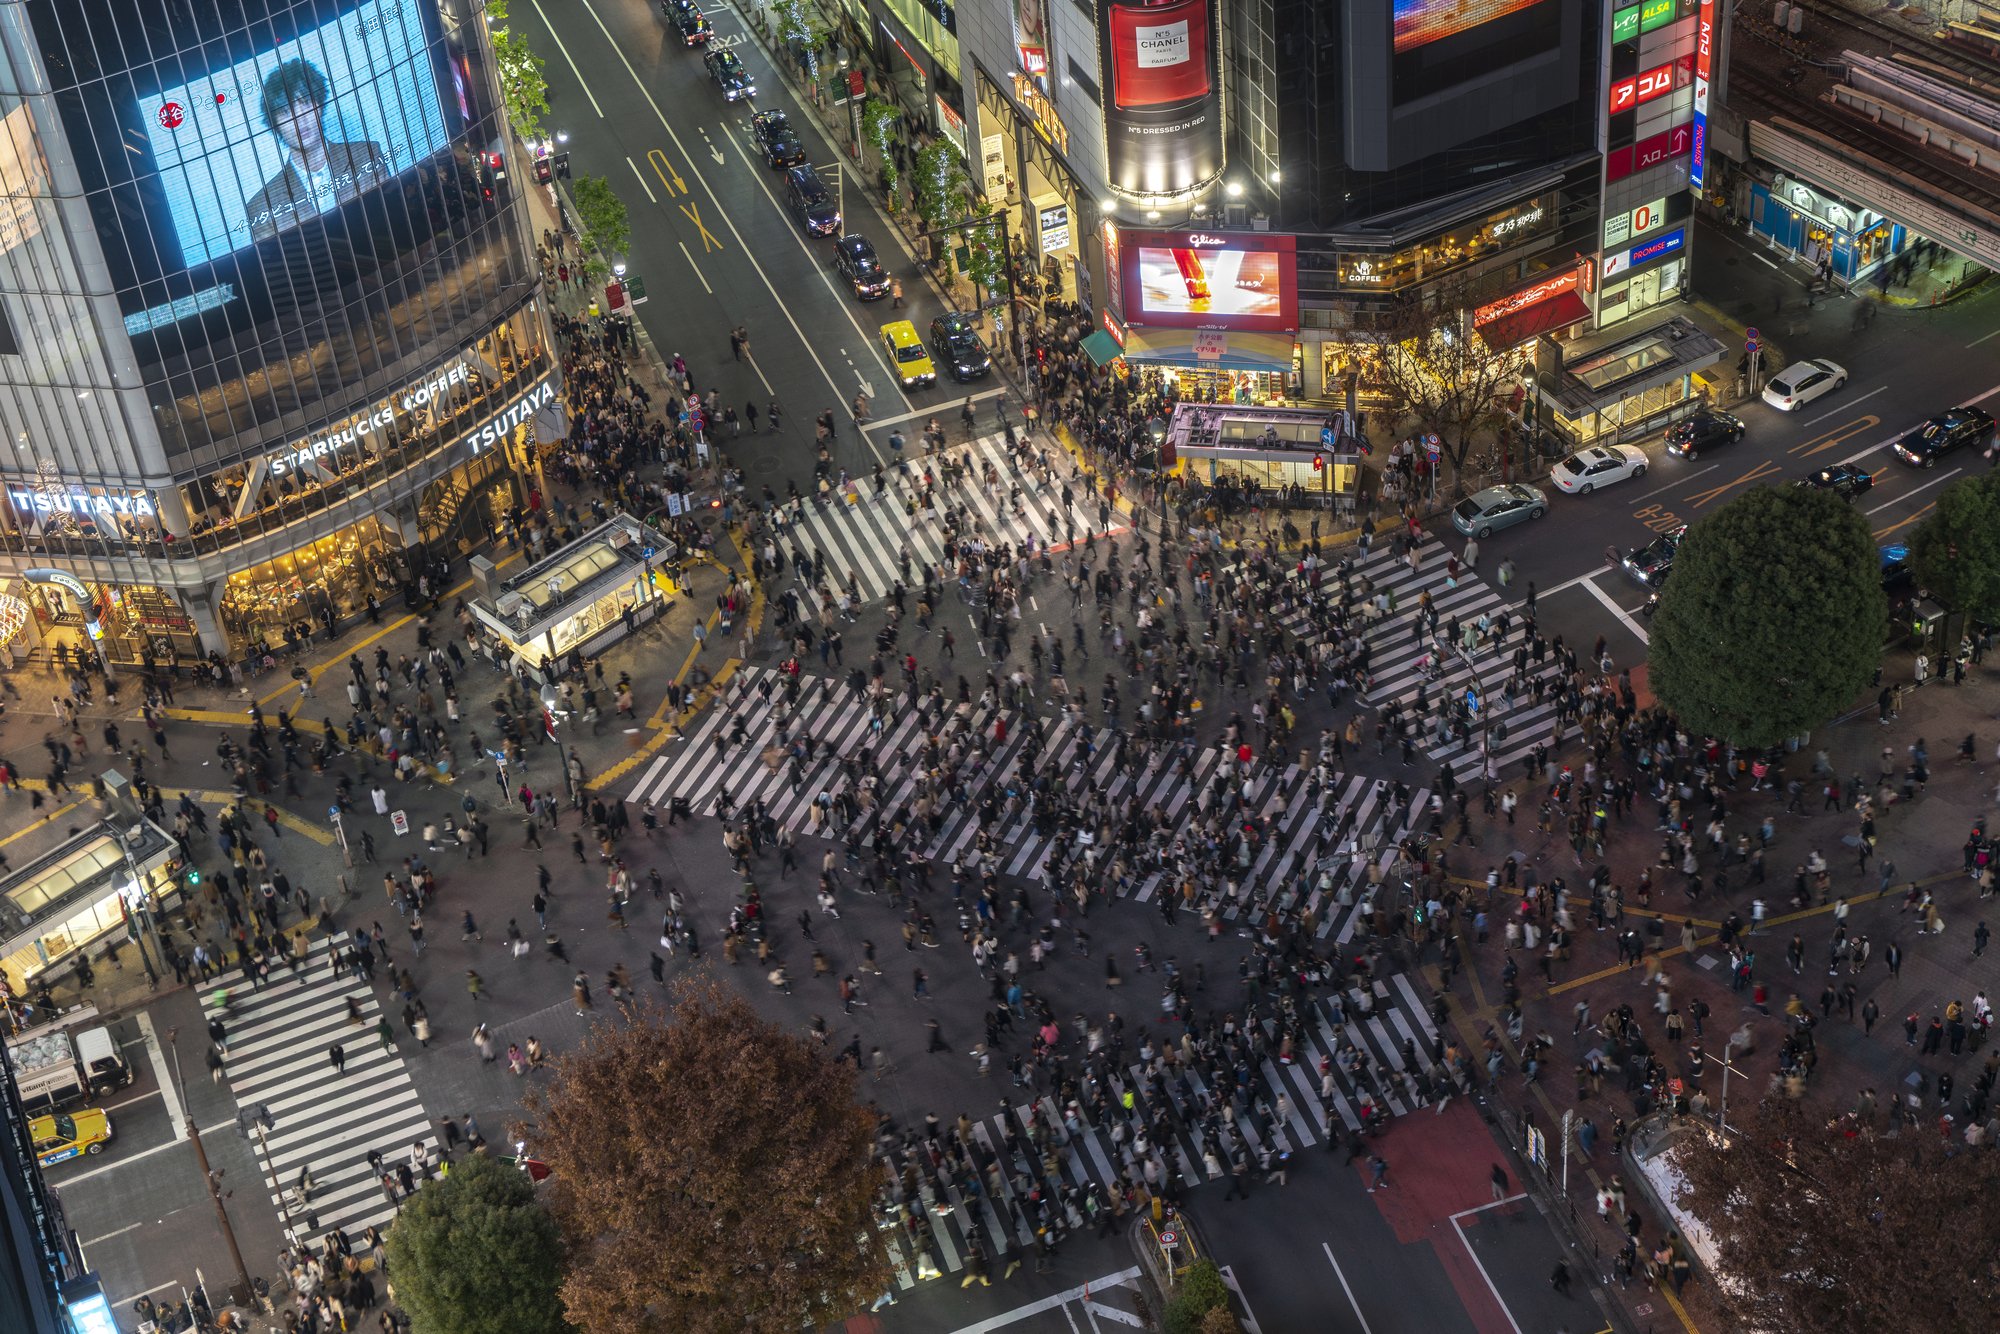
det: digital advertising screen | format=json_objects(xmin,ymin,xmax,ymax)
[
  {"xmin": 141, "ymin": 0, "xmax": 451, "ymax": 269},
  {"xmin": 1393, "ymin": 0, "xmax": 1550, "ymax": 53},
  {"xmin": 1120, "ymin": 231, "xmax": 1297, "ymax": 332}
]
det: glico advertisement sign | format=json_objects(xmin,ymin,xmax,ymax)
[
  {"xmin": 1098, "ymin": 0, "xmax": 1225, "ymax": 198},
  {"xmin": 1120, "ymin": 230, "xmax": 1297, "ymax": 332}
]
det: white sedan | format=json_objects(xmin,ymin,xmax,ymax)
[
  {"xmin": 1550, "ymin": 443, "xmax": 1649, "ymax": 495},
  {"xmin": 1760, "ymin": 357, "xmax": 1847, "ymax": 411}
]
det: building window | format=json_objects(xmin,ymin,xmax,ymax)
[{"xmin": 1066, "ymin": 59, "xmax": 1101, "ymax": 105}]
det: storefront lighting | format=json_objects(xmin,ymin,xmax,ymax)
[{"xmin": 0, "ymin": 592, "xmax": 27, "ymax": 648}]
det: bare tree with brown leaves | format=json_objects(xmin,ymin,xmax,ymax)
[
  {"xmin": 1371, "ymin": 274, "xmax": 1532, "ymax": 495},
  {"xmin": 1667, "ymin": 1094, "xmax": 2000, "ymax": 1333},
  {"xmin": 518, "ymin": 977, "xmax": 891, "ymax": 1334}
]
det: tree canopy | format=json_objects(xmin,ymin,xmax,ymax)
[
  {"xmin": 1372, "ymin": 276, "xmax": 1528, "ymax": 491},
  {"xmin": 568, "ymin": 175, "xmax": 630, "ymax": 279},
  {"xmin": 383, "ymin": 1151, "xmax": 572, "ymax": 1334},
  {"xmin": 520, "ymin": 977, "xmax": 889, "ymax": 1334},
  {"xmin": 1649, "ymin": 484, "xmax": 1885, "ymax": 747},
  {"xmin": 1910, "ymin": 468, "xmax": 2000, "ymax": 623},
  {"xmin": 1668, "ymin": 1095, "xmax": 2000, "ymax": 1332}
]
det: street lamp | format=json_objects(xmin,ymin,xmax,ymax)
[
  {"xmin": 538, "ymin": 684, "xmax": 581, "ymax": 809},
  {"xmin": 1226, "ymin": 180, "xmax": 1244, "ymax": 199},
  {"xmin": 1717, "ymin": 1028, "xmax": 1751, "ymax": 1137},
  {"xmin": 163, "ymin": 1027, "xmax": 256, "ymax": 1307}
]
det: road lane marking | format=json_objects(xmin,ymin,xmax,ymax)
[
  {"xmin": 58, "ymin": 1119, "xmax": 237, "ymax": 1185},
  {"xmin": 676, "ymin": 241, "xmax": 713, "ymax": 292},
  {"xmin": 870, "ymin": 388, "xmax": 1007, "ymax": 430},
  {"xmin": 677, "ymin": 200, "xmax": 723, "ymax": 252},
  {"xmin": 1581, "ymin": 574, "xmax": 1650, "ymax": 644},
  {"xmin": 1970, "ymin": 328, "xmax": 2000, "ymax": 348},
  {"xmin": 570, "ymin": 0, "xmax": 876, "ymax": 462},
  {"xmin": 647, "ymin": 148, "xmax": 687, "ymax": 196},
  {"xmin": 1687, "ymin": 458, "xmax": 1782, "ymax": 509},
  {"xmin": 1449, "ymin": 1198, "xmax": 1529, "ymax": 1334},
  {"xmin": 1874, "ymin": 502, "xmax": 1936, "ymax": 540},
  {"xmin": 1789, "ymin": 414, "xmax": 1880, "ymax": 458},
  {"xmin": 525, "ymin": 0, "xmax": 604, "ymax": 117},
  {"xmin": 1800, "ymin": 387, "xmax": 1884, "ymax": 429},
  {"xmin": 1630, "ymin": 463, "xmax": 1713, "ymax": 501},
  {"xmin": 137, "ymin": 1012, "xmax": 183, "ymax": 1133},
  {"xmin": 1322, "ymin": 1242, "xmax": 1375, "ymax": 1334},
  {"xmin": 944, "ymin": 1267, "xmax": 1144, "ymax": 1334},
  {"xmin": 625, "ymin": 155, "xmax": 657, "ymax": 204},
  {"xmin": 1839, "ymin": 379, "xmax": 2000, "ymax": 466},
  {"xmin": 1865, "ymin": 467, "xmax": 1959, "ymax": 515}
]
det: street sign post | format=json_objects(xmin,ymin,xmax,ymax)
[{"xmin": 390, "ymin": 810, "xmax": 410, "ymax": 837}]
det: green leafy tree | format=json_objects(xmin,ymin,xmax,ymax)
[
  {"xmin": 519, "ymin": 979, "xmax": 890, "ymax": 1334},
  {"xmin": 1910, "ymin": 468, "xmax": 2000, "ymax": 622},
  {"xmin": 483, "ymin": 0, "xmax": 550, "ymax": 148},
  {"xmin": 383, "ymin": 1152, "xmax": 572, "ymax": 1334},
  {"xmin": 1669, "ymin": 1094, "xmax": 2000, "ymax": 1332},
  {"xmin": 863, "ymin": 99, "xmax": 900, "ymax": 194},
  {"xmin": 914, "ymin": 140, "xmax": 970, "ymax": 233},
  {"xmin": 567, "ymin": 175, "xmax": 630, "ymax": 281},
  {"xmin": 1650, "ymin": 484, "xmax": 1885, "ymax": 747},
  {"xmin": 772, "ymin": 0, "xmax": 828, "ymax": 80}
]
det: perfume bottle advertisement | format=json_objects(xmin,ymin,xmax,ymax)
[{"xmin": 1098, "ymin": 0, "xmax": 1224, "ymax": 198}]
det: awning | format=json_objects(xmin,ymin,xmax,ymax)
[
  {"xmin": 1081, "ymin": 329, "xmax": 1124, "ymax": 367},
  {"xmin": 1119, "ymin": 328, "xmax": 1295, "ymax": 372},
  {"xmin": 1475, "ymin": 289, "xmax": 1590, "ymax": 353}
]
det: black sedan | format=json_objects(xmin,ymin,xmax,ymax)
[
  {"xmin": 662, "ymin": 0, "xmax": 712, "ymax": 44},
  {"xmin": 1622, "ymin": 524, "xmax": 1687, "ymax": 587},
  {"xmin": 704, "ymin": 48, "xmax": 755, "ymax": 101},
  {"xmin": 1797, "ymin": 463, "xmax": 1874, "ymax": 499},
  {"xmin": 928, "ymin": 313, "xmax": 992, "ymax": 381},
  {"xmin": 1891, "ymin": 406, "xmax": 1996, "ymax": 467},
  {"xmin": 750, "ymin": 110, "xmax": 805, "ymax": 168},
  {"xmin": 1663, "ymin": 410, "xmax": 1744, "ymax": 459},
  {"xmin": 833, "ymin": 234, "xmax": 890, "ymax": 300}
]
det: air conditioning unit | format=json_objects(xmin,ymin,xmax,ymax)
[{"xmin": 1225, "ymin": 203, "xmax": 1249, "ymax": 228}]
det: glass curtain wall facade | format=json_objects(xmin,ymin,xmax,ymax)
[{"xmin": 0, "ymin": 0, "xmax": 546, "ymax": 665}]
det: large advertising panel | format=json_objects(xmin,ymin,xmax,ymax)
[
  {"xmin": 1393, "ymin": 0, "xmax": 1550, "ymax": 53},
  {"xmin": 1012, "ymin": 0, "xmax": 1051, "ymax": 82},
  {"xmin": 142, "ymin": 0, "xmax": 451, "ymax": 268},
  {"xmin": 1098, "ymin": 0, "xmax": 1224, "ymax": 198},
  {"xmin": 1389, "ymin": 0, "xmax": 1561, "ymax": 104},
  {"xmin": 1120, "ymin": 230, "xmax": 1296, "ymax": 332},
  {"xmin": 1690, "ymin": 0, "xmax": 1715, "ymax": 192}
]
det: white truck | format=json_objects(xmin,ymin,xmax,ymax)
[{"xmin": 6, "ymin": 1010, "xmax": 133, "ymax": 1114}]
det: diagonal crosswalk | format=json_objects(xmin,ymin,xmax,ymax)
[
  {"xmin": 765, "ymin": 432, "xmax": 1126, "ymax": 613},
  {"xmin": 1226, "ymin": 536, "xmax": 1570, "ymax": 781},
  {"xmin": 871, "ymin": 970, "xmax": 1453, "ymax": 1288},
  {"xmin": 626, "ymin": 668, "xmax": 1434, "ymax": 942},
  {"xmin": 204, "ymin": 937, "xmax": 436, "ymax": 1251}
]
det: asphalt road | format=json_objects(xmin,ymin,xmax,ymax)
[{"xmin": 521, "ymin": 0, "xmax": 994, "ymax": 497}]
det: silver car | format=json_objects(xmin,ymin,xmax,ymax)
[{"xmin": 1451, "ymin": 483, "xmax": 1548, "ymax": 539}]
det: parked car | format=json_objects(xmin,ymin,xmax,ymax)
[
  {"xmin": 1891, "ymin": 406, "xmax": 1996, "ymax": 467},
  {"xmin": 1663, "ymin": 410, "xmax": 1745, "ymax": 459},
  {"xmin": 833, "ymin": 234, "xmax": 891, "ymax": 299},
  {"xmin": 1760, "ymin": 358, "xmax": 1846, "ymax": 411},
  {"xmin": 1450, "ymin": 483, "xmax": 1547, "ymax": 539},
  {"xmin": 750, "ymin": 109, "xmax": 805, "ymax": 168},
  {"xmin": 1551, "ymin": 444, "xmax": 1648, "ymax": 494},
  {"xmin": 1797, "ymin": 463, "xmax": 1875, "ymax": 499},
  {"xmin": 783, "ymin": 165, "xmax": 840, "ymax": 236}
]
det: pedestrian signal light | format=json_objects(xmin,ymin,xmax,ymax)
[
  {"xmin": 186, "ymin": 868, "xmax": 201, "ymax": 886},
  {"xmin": 1312, "ymin": 453, "xmax": 1324, "ymax": 471}
]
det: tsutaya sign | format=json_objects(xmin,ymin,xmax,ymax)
[
  {"xmin": 267, "ymin": 359, "xmax": 476, "ymax": 478},
  {"xmin": 7, "ymin": 485, "xmax": 155, "ymax": 518},
  {"xmin": 462, "ymin": 376, "xmax": 559, "ymax": 456}
]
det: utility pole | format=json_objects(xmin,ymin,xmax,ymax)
[{"xmin": 166, "ymin": 1028, "xmax": 255, "ymax": 1306}]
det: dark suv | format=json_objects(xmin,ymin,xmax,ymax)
[
  {"xmin": 1622, "ymin": 524, "xmax": 1687, "ymax": 587},
  {"xmin": 929, "ymin": 313, "xmax": 992, "ymax": 381},
  {"xmin": 833, "ymin": 234, "xmax": 890, "ymax": 299},
  {"xmin": 784, "ymin": 166, "xmax": 840, "ymax": 236},
  {"xmin": 704, "ymin": 48, "xmax": 755, "ymax": 101}
]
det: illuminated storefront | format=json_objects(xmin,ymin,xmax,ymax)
[
  {"xmin": 1162, "ymin": 403, "xmax": 1362, "ymax": 508},
  {"xmin": 1534, "ymin": 314, "xmax": 1725, "ymax": 447},
  {"xmin": 0, "ymin": 818, "xmax": 180, "ymax": 994},
  {"xmin": 1332, "ymin": 196, "xmax": 1560, "ymax": 295},
  {"xmin": 1114, "ymin": 228, "xmax": 1301, "ymax": 404},
  {"xmin": 0, "ymin": 0, "xmax": 550, "ymax": 668},
  {"xmin": 467, "ymin": 514, "xmax": 676, "ymax": 682},
  {"xmin": 1747, "ymin": 179, "xmax": 1905, "ymax": 285}
]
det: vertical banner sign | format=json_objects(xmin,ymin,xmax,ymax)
[
  {"xmin": 1012, "ymin": 0, "xmax": 1050, "ymax": 83},
  {"xmin": 1099, "ymin": 0, "xmax": 1224, "ymax": 198},
  {"xmin": 1691, "ymin": 0, "xmax": 1714, "ymax": 192}
]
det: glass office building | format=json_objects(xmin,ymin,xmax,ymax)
[{"xmin": 0, "ymin": 0, "xmax": 552, "ymax": 669}]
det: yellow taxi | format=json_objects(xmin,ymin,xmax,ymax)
[
  {"xmin": 879, "ymin": 320, "xmax": 936, "ymax": 389},
  {"xmin": 30, "ymin": 1108, "xmax": 112, "ymax": 1167}
]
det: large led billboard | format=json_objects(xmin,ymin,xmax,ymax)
[
  {"xmin": 1393, "ymin": 0, "xmax": 1551, "ymax": 53},
  {"xmin": 141, "ymin": 0, "xmax": 451, "ymax": 268},
  {"xmin": 1098, "ymin": 0, "xmax": 1224, "ymax": 198},
  {"xmin": 1120, "ymin": 230, "xmax": 1297, "ymax": 332}
]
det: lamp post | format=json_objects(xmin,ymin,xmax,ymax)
[
  {"xmin": 539, "ymin": 685, "xmax": 580, "ymax": 809},
  {"xmin": 164, "ymin": 1027, "xmax": 256, "ymax": 1306},
  {"xmin": 1717, "ymin": 1030, "xmax": 1749, "ymax": 1137},
  {"xmin": 105, "ymin": 817, "xmax": 162, "ymax": 989}
]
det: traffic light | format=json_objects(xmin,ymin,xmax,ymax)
[
  {"xmin": 1312, "ymin": 453, "xmax": 1324, "ymax": 472},
  {"xmin": 186, "ymin": 866, "xmax": 202, "ymax": 889}
]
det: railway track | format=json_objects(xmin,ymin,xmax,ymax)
[{"xmin": 1782, "ymin": 0, "xmax": 2000, "ymax": 87}]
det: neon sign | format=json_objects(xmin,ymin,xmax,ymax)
[
  {"xmin": 1473, "ymin": 267, "xmax": 1581, "ymax": 326},
  {"xmin": 1691, "ymin": 0, "xmax": 1715, "ymax": 191}
]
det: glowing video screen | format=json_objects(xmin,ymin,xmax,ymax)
[
  {"xmin": 1135, "ymin": 246, "xmax": 1285, "ymax": 321},
  {"xmin": 139, "ymin": 0, "xmax": 450, "ymax": 268},
  {"xmin": 1393, "ymin": 0, "xmax": 1552, "ymax": 54}
]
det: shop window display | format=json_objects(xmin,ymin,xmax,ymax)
[{"xmin": 219, "ymin": 518, "xmax": 402, "ymax": 647}]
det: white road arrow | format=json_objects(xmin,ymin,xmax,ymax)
[{"xmin": 855, "ymin": 369, "xmax": 877, "ymax": 399}]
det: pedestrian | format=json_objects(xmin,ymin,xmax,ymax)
[
  {"xmin": 472, "ymin": 1023, "xmax": 495, "ymax": 1063},
  {"xmin": 573, "ymin": 972, "xmax": 593, "ymax": 1016},
  {"xmin": 1367, "ymin": 1154, "xmax": 1389, "ymax": 1192},
  {"xmin": 328, "ymin": 1043, "xmax": 346, "ymax": 1074},
  {"xmin": 1490, "ymin": 1163, "xmax": 1509, "ymax": 1201}
]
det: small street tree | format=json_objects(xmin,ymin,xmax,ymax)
[
  {"xmin": 383, "ymin": 1152, "xmax": 572, "ymax": 1334},
  {"xmin": 1910, "ymin": 467, "xmax": 2000, "ymax": 624},
  {"xmin": 520, "ymin": 978, "xmax": 890, "ymax": 1334},
  {"xmin": 1372, "ymin": 275, "xmax": 1526, "ymax": 493},
  {"xmin": 484, "ymin": 0, "xmax": 551, "ymax": 146},
  {"xmin": 1669, "ymin": 1095, "xmax": 2000, "ymax": 1332},
  {"xmin": 863, "ymin": 99, "xmax": 901, "ymax": 196},
  {"xmin": 1649, "ymin": 484, "xmax": 1885, "ymax": 748},
  {"xmin": 567, "ymin": 175, "xmax": 630, "ymax": 281}
]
